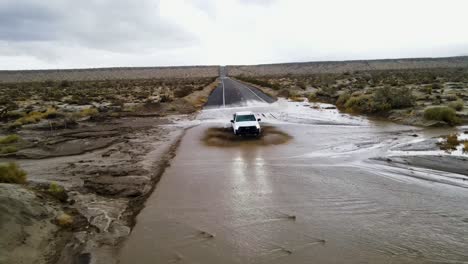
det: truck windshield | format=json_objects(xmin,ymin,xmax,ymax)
[{"xmin": 236, "ymin": 115, "xmax": 256, "ymax": 122}]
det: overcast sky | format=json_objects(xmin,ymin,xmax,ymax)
[{"xmin": 1, "ymin": 0, "xmax": 467, "ymax": 70}]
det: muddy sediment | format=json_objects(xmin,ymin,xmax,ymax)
[
  {"xmin": 202, "ymin": 126, "xmax": 292, "ymax": 147},
  {"xmin": 0, "ymin": 115, "xmax": 191, "ymax": 264}
]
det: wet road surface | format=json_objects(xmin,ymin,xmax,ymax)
[
  {"xmin": 119, "ymin": 98, "xmax": 468, "ymax": 263},
  {"xmin": 205, "ymin": 78, "xmax": 275, "ymax": 108}
]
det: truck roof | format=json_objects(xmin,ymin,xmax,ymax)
[{"xmin": 235, "ymin": 111, "xmax": 255, "ymax": 115}]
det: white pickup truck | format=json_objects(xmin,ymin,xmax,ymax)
[{"xmin": 230, "ymin": 111, "xmax": 262, "ymax": 136}]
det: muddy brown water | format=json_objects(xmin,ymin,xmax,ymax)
[
  {"xmin": 118, "ymin": 119, "xmax": 468, "ymax": 263},
  {"xmin": 202, "ymin": 126, "xmax": 292, "ymax": 147}
]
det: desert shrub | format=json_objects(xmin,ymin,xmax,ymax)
[
  {"xmin": 297, "ymin": 81, "xmax": 307, "ymax": 90},
  {"xmin": 288, "ymin": 91, "xmax": 303, "ymax": 102},
  {"xmin": 173, "ymin": 86, "xmax": 192, "ymax": 98},
  {"xmin": 345, "ymin": 95, "xmax": 376, "ymax": 113},
  {"xmin": 14, "ymin": 112, "xmax": 44, "ymax": 126},
  {"xmin": 317, "ymin": 86, "xmax": 338, "ymax": 97},
  {"xmin": 43, "ymin": 107, "xmax": 58, "ymax": 119},
  {"xmin": 445, "ymin": 94, "xmax": 458, "ymax": 101},
  {"xmin": 159, "ymin": 94, "xmax": 173, "ymax": 103},
  {"xmin": 424, "ymin": 106, "xmax": 460, "ymax": 125},
  {"xmin": 56, "ymin": 213, "xmax": 73, "ymax": 227},
  {"xmin": 423, "ymin": 86, "xmax": 432, "ymax": 94},
  {"xmin": 59, "ymin": 80, "xmax": 71, "ymax": 88},
  {"xmin": 439, "ymin": 134, "xmax": 460, "ymax": 151},
  {"xmin": 13, "ymin": 108, "xmax": 58, "ymax": 126},
  {"xmin": 448, "ymin": 100, "xmax": 464, "ymax": 111},
  {"xmin": 48, "ymin": 182, "xmax": 68, "ymax": 202},
  {"xmin": 336, "ymin": 93, "xmax": 351, "ymax": 107},
  {"xmin": 432, "ymin": 83, "xmax": 442, "ymax": 90},
  {"xmin": 307, "ymin": 93, "xmax": 317, "ymax": 102},
  {"xmin": 464, "ymin": 141, "xmax": 468, "ymax": 153},
  {"xmin": 277, "ymin": 89, "xmax": 290, "ymax": 98},
  {"xmin": 0, "ymin": 134, "xmax": 20, "ymax": 144},
  {"xmin": 373, "ymin": 86, "xmax": 415, "ymax": 110},
  {"xmin": 236, "ymin": 75, "xmax": 280, "ymax": 90},
  {"xmin": 77, "ymin": 108, "xmax": 98, "ymax": 117},
  {"xmin": 0, "ymin": 162, "xmax": 27, "ymax": 184},
  {"xmin": 0, "ymin": 145, "xmax": 18, "ymax": 154}
]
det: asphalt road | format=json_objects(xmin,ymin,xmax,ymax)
[{"xmin": 205, "ymin": 77, "xmax": 276, "ymax": 108}]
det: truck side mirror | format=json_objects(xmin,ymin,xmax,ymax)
[
  {"xmin": 257, "ymin": 118, "xmax": 261, "ymax": 122},
  {"xmin": 230, "ymin": 120, "xmax": 234, "ymax": 123}
]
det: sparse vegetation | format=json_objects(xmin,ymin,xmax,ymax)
[
  {"xmin": 47, "ymin": 182, "xmax": 67, "ymax": 202},
  {"xmin": 0, "ymin": 162, "xmax": 27, "ymax": 184},
  {"xmin": 76, "ymin": 108, "xmax": 99, "ymax": 118},
  {"xmin": 439, "ymin": 134, "xmax": 461, "ymax": 151},
  {"xmin": 424, "ymin": 107, "xmax": 460, "ymax": 125},
  {"xmin": 234, "ymin": 67, "xmax": 468, "ymax": 126},
  {"xmin": 13, "ymin": 107, "xmax": 58, "ymax": 127},
  {"xmin": 0, "ymin": 77, "xmax": 216, "ymax": 131},
  {"xmin": 448, "ymin": 99, "xmax": 464, "ymax": 111},
  {"xmin": 0, "ymin": 134, "xmax": 20, "ymax": 144},
  {"xmin": 56, "ymin": 213, "xmax": 73, "ymax": 227},
  {"xmin": 344, "ymin": 95, "xmax": 376, "ymax": 113},
  {"xmin": 236, "ymin": 75, "xmax": 280, "ymax": 90},
  {"xmin": 336, "ymin": 93, "xmax": 351, "ymax": 107},
  {"xmin": 0, "ymin": 145, "xmax": 18, "ymax": 154}
]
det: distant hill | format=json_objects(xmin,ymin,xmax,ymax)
[
  {"xmin": 1, "ymin": 56, "xmax": 468, "ymax": 83},
  {"xmin": 0, "ymin": 66, "xmax": 219, "ymax": 83},
  {"xmin": 227, "ymin": 56, "xmax": 468, "ymax": 76}
]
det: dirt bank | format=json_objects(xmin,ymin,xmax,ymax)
[{"xmin": 0, "ymin": 77, "xmax": 219, "ymax": 264}]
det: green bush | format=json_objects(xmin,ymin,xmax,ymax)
[
  {"xmin": 0, "ymin": 162, "xmax": 27, "ymax": 184},
  {"xmin": 13, "ymin": 107, "xmax": 57, "ymax": 126},
  {"xmin": 423, "ymin": 86, "xmax": 432, "ymax": 94},
  {"xmin": 173, "ymin": 86, "xmax": 192, "ymax": 98},
  {"xmin": 0, "ymin": 145, "xmax": 18, "ymax": 154},
  {"xmin": 307, "ymin": 93, "xmax": 317, "ymax": 102},
  {"xmin": 48, "ymin": 182, "xmax": 67, "ymax": 202},
  {"xmin": 79, "ymin": 108, "xmax": 98, "ymax": 117},
  {"xmin": 0, "ymin": 134, "xmax": 20, "ymax": 144},
  {"xmin": 448, "ymin": 100, "xmax": 464, "ymax": 111},
  {"xmin": 424, "ymin": 106, "xmax": 460, "ymax": 125},
  {"xmin": 373, "ymin": 86, "xmax": 414, "ymax": 110},
  {"xmin": 336, "ymin": 93, "xmax": 351, "ymax": 107},
  {"xmin": 345, "ymin": 95, "xmax": 377, "ymax": 113}
]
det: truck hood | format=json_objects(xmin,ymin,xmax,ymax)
[{"xmin": 235, "ymin": 121, "xmax": 259, "ymax": 127}]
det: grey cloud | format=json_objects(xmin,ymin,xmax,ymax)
[{"xmin": 0, "ymin": 0, "xmax": 198, "ymax": 55}]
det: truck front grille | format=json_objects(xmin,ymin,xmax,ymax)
[{"xmin": 239, "ymin": 126, "xmax": 258, "ymax": 133}]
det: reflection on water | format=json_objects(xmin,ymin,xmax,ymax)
[{"xmin": 230, "ymin": 148, "xmax": 272, "ymax": 201}]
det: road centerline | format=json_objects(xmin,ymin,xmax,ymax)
[{"xmin": 222, "ymin": 78, "xmax": 226, "ymax": 108}]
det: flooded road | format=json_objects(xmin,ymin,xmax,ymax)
[{"xmin": 118, "ymin": 100, "xmax": 468, "ymax": 264}]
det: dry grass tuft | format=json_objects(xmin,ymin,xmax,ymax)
[
  {"xmin": 56, "ymin": 213, "xmax": 73, "ymax": 227},
  {"xmin": 0, "ymin": 162, "xmax": 27, "ymax": 184},
  {"xmin": 0, "ymin": 134, "xmax": 21, "ymax": 144}
]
